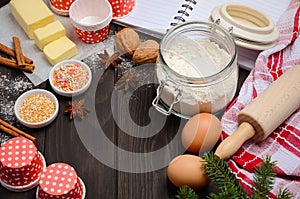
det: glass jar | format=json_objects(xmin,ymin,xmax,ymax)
[{"xmin": 152, "ymin": 20, "xmax": 238, "ymax": 118}]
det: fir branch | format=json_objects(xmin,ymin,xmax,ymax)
[
  {"xmin": 276, "ymin": 188, "xmax": 293, "ymax": 199},
  {"xmin": 174, "ymin": 152, "xmax": 292, "ymax": 199},
  {"xmin": 251, "ymin": 156, "xmax": 276, "ymax": 198},
  {"xmin": 175, "ymin": 185, "xmax": 199, "ymax": 199},
  {"xmin": 202, "ymin": 152, "xmax": 248, "ymax": 199}
]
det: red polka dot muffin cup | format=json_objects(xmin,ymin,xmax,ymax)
[
  {"xmin": 69, "ymin": 0, "xmax": 112, "ymax": 44},
  {"xmin": 49, "ymin": 0, "xmax": 76, "ymax": 16},
  {"xmin": 0, "ymin": 137, "xmax": 46, "ymax": 192},
  {"xmin": 108, "ymin": 0, "xmax": 135, "ymax": 18},
  {"xmin": 36, "ymin": 163, "xmax": 86, "ymax": 199}
]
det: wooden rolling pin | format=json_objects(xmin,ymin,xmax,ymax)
[{"xmin": 215, "ymin": 65, "xmax": 300, "ymax": 159}]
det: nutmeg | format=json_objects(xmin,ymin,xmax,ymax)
[
  {"xmin": 132, "ymin": 40, "xmax": 159, "ymax": 65},
  {"xmin": 115, "ymin": 28, "xmax": 140, "ymax": 56}
]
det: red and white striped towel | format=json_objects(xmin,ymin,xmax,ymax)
[{"xmin": 221, "ymin": 1, "xmax": 300, "ymax": 198}]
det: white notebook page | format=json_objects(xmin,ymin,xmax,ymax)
[
  {"xmin": 115, "ymin": 0, "xmax": 289, "ymax": 33},
  {"xmin": 114, "ymin": 0, "xmax": 183, "ymax": 36}
]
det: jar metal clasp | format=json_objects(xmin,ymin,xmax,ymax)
[
  {"xmin": 152, "ymin": 79, "xmax": 183, "ymax": 116},
  {"xmin": 213, "ymin": 19, "xmax": 234, "ymax": 34}
]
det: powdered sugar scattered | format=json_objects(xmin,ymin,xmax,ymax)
[
  {"xmin": 0, "ymin": 72, "xmax": 33, "ymax": 144},
  {"xmin": 0, "ymin": 73, "xmax": 33, "ymax": 94}
]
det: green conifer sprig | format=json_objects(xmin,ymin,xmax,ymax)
[
  {"xmin": 251, "ymin": 156, "xmax": 276, "ymax": 198},
  {"xmin": 174, "ymin": 152, "xmax": 292, "ymax": 199},
  {"xmin": 202, "ymin": 152, "xmax": 248, "ymax": 199},
  {"xmin": 176, "ymin": 185, "xmax": 199, "ymax": 199},
  {"xmin": 276, "ymin": 188, "xmax": 293, "ymax": 199}
]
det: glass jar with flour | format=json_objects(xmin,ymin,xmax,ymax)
[{"xmin": 152, "ymin": 21, "xmax": 238, "ymax": 118}]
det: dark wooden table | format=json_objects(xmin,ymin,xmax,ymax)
[{"xmin": 0, "ymin": 1, "xmax": 250, "ymax": 198}]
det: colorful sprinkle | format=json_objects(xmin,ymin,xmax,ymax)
[{"xmin": 52, "ymin": 63, "xmax": 89, "ymax": 92}]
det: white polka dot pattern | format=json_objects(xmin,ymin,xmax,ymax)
[
  {"xmin": 37, "ymin": 163, "xmax": 84, "ymax": 199},
  {"xmin": 0, "ymin": 137, "xmax": 44, "ymax": 187},
  {"xmin": 108, "ymin": 0, "xmax": 135, "ymax": 18},
  {"xmin": 75, "ymin": 25, "xmax": 110, "ymax": 44},
  {"xmin": 50, "ymin": 0, "xmax": 76, "ymax": 14}
]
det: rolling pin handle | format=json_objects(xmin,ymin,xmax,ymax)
[{"xmin": 215, "ymin": 122, "xmax": 255, "ymax": 160}]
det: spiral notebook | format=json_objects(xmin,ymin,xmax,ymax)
[{"xmin": 113, "ymin": 0, "xmax": 290, "ymax": 70}]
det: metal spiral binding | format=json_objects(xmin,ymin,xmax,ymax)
[
  {"xmin": 182, "ymin": 4, "xmax": 193, "ymax": 11},
  {"xmin": 170, "ymin": 0, "xmax": 197, "ymax": 27},
  {"xmin": 178, "ymin": 10, "xmax": 189, "ymax": 17}
]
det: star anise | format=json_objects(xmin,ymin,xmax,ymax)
[
  {"xmin": 118, "ymin": 71, "xmax": 138, "ymax": 91},
  {"xmin": 65, "ymin": 99, "xmax": 90, "ymax": 120},
  {"xmin": 98, "ymin": 50, "xmax": 122, "ymax": 70}
]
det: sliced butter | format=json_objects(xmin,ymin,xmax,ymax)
[
  {"xmin": 9, "ymin": 0, "xmax": 54, "ymax": 39},
  {"xmin": 33, "ymin": 20, "xmax": 66, "ymax": 50},
  {"xmin": 44, "ymin": 36, "xmax": 78, "ymax": 65}
]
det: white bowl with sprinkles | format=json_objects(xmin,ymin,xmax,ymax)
[
  {"xmin": 49, "ymin": 59, "xmax": 92, "ymax": 97},
  {"xmin": 14, "ymin": 89, "xmax": 59, "ymax": 128}
]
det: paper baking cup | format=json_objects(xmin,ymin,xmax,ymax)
[
  {"xmin": 108, "ymin": 0, "xmax": 135, "ymax": 18},
  {"xmin": 69, "ymin": 0, "xmax": 112, "ymax": 44},
  {"xmin": 0, "ymin": 137, "xmax": 46, "ymax": 192},
  {"xmin": 36, "ymin": 163, "xmax": 86, "ymax": 199},
  {"xmin": 49, "ymin": 0, "xmax": 77, "ymax": 16}
]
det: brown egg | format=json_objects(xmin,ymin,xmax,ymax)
[
  {"xmin": 181, "ymin": 113, "xmax": 222, "ymax": 154},
  {"xmin": 167, "ymin": 154, "xmax": 209, "ymax": 189}
]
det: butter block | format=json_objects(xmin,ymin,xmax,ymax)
[
  {"xmin": 10, "ymin": 0, "xmax": 54, "ymax": 39},
  {"xmin": 44, "ymin": 36, "xmax": 78, "ymax": 65},
  {"xmin": 33, "ymin": 20, "xmax": 66, "ymax": 50}
]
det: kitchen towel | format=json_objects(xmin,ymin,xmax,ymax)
[{"xmin": 221, "ymin": 0, "xmax": 300, "ymax": 198}]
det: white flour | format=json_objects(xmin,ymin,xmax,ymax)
[{"xmin": 157, "ymin": 39, "xmax": 238, "ymax": 116}]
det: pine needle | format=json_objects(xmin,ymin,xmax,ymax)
[
  {"xmin": 276, "ymin": 188, "xmax": 293, "ymax": 199},
  {"xmin": 173, "ymin": 152, "xmax": 292, "ymax": 199},
  {"xmin": 251, "ymin": 156, "xmax": 276, "ymax": 198},
  {"xmin": 202, "ymin": 152, "xmax": 248, "ymax": 199},
  {"xmin": 175, "ymin": 185, "xmax": 199, "ymax": 199}
]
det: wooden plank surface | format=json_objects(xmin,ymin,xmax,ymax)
[{"xmin": 0, "ymin": 1, "xmax": 251, "ymax": 198}]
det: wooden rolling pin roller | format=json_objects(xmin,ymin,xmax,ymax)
[{"xmin": 215, "ymin": 66, "xmax": 300, "ymax": 159}]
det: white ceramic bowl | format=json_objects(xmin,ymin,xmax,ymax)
[
  {"xmin": 49, "ymin": 60, "xmax": 92, "ymax": 97},
  {"xmin": 14, "ymin": 89, "xmax": 59, "ymax": 128}
]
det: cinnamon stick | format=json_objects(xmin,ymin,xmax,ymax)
[
  {"xmin": 13, "ymin": 36, "xmax": 26, "ymax": 67},
  {"xmin": 0, "ymin": 56, "xmax": 35, "ymax": 73},
  {"xmin": 0, "ymin": 119, "xmax": 36, "ymax": 142},
  {"xmin": 0, "ymin": 124, "xmax": 21, "ymax": 138},
  {"xmin": 0, "ymin": 43, "xmax": 33, "ymax": 64}
]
